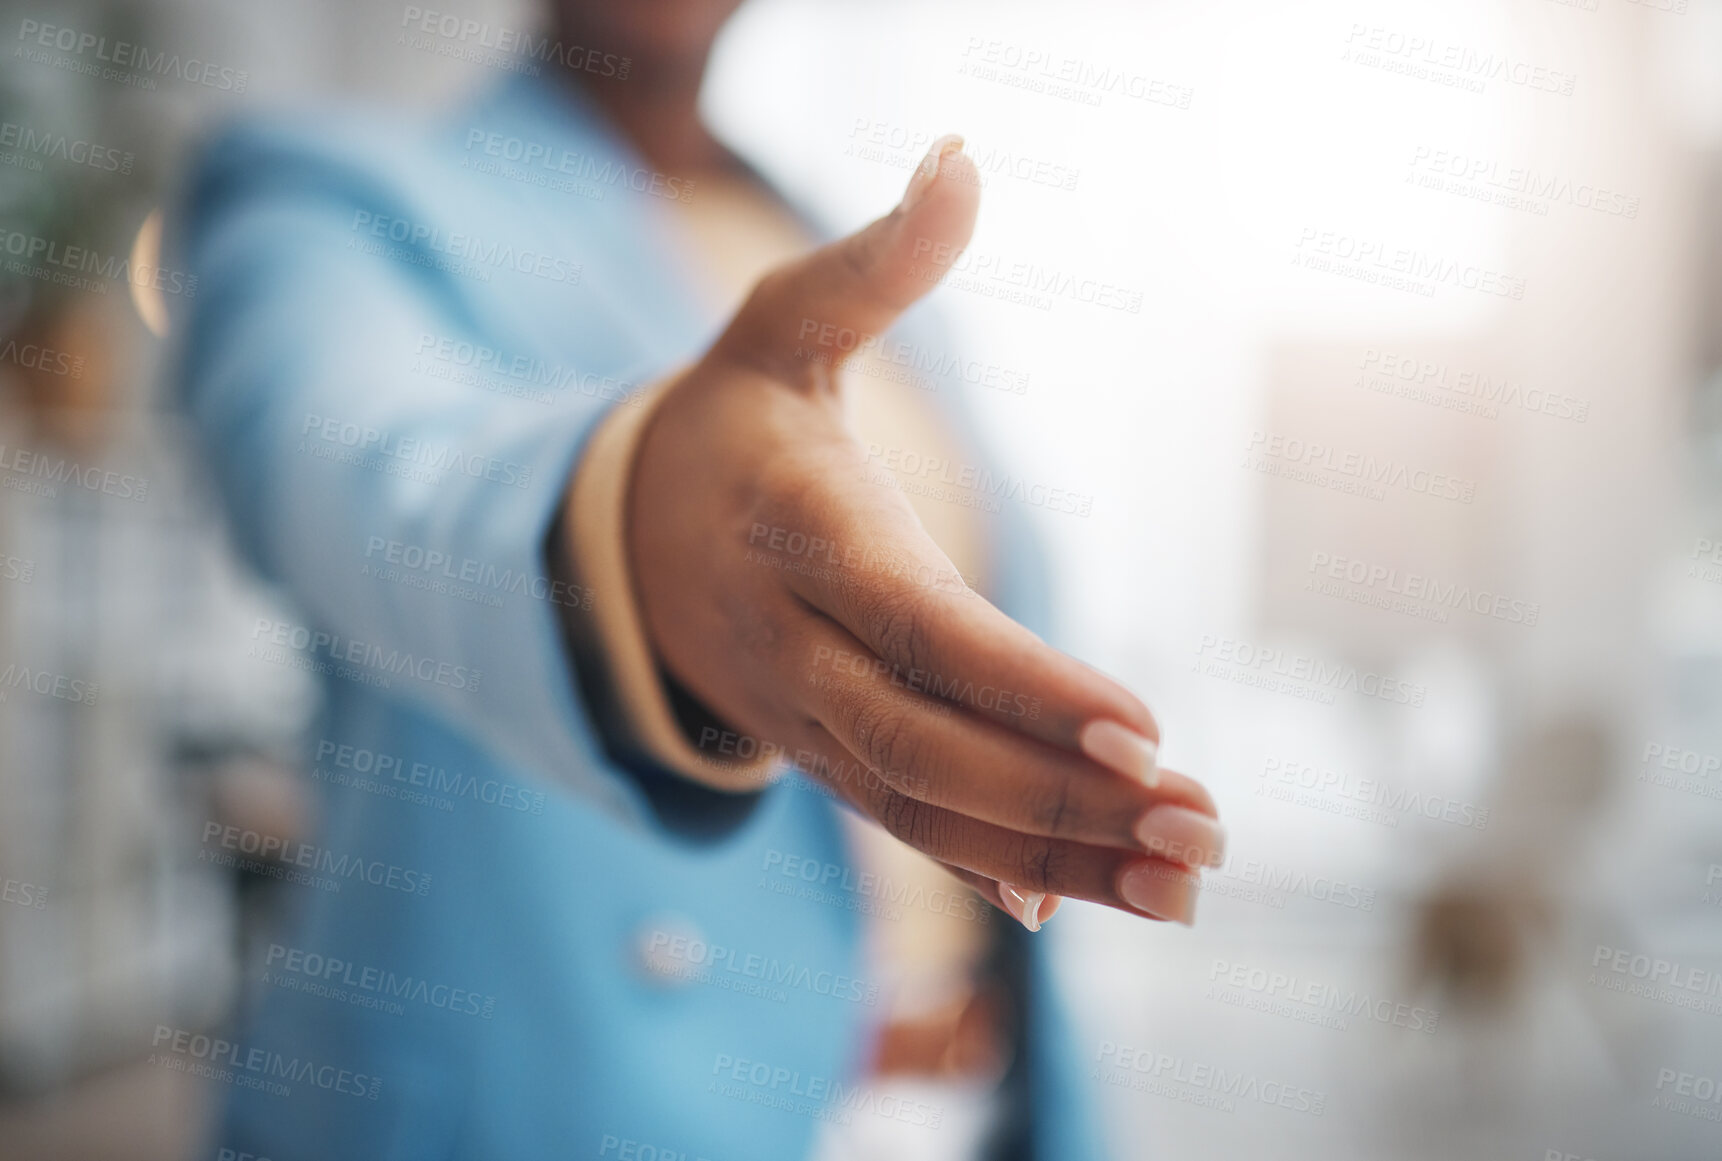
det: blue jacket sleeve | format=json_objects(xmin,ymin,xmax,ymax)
[{"xmin": 171, "ymin": 122, "xmax": 655, "ymax": 826}]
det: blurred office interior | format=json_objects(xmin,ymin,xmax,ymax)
[{"xmin": 0, "ymin": 0, "xmax": 1719, "ymax": 1157}]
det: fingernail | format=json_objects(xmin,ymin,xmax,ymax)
[
  {"xmin": 1134, "ymin": 805, "xmax": 1226, "ymax": 868},
  {"xmin": 999, "ymin": 882, "xmax": 1056, "ymax": 932},
  {"xmin": 901, "ymin": 133, "xmax": 964, "ymax": 211},
  {"xmin": 1079, "ymin": 719, "xmax": 1159, "ymax": 788},
  {"xmin": 1119, "ymin": 862, "xmax": 1198, "ymax": 926}
]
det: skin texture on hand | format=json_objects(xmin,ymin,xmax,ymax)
[{"xmin": 621, "ymin": 139, "xmax": 1224, "ymax": 926}]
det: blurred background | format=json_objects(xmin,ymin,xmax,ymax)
[{"xmin": 1, "ymin": 0, "xmax": 1720, "ymax": 1158}]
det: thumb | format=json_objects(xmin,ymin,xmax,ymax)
[{"xmin": 714, "ymin": 134, "xmax": 980, "ymax": 385}]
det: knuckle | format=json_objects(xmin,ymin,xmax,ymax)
[
  {"xmin": 1014, "ymin": 835, "xmax": 1062, "ymax": 894},
  {"xmin": 875, "ymin": 789, "xmax": 923, "ymax": 845},
  {"xmin": 1030, "ymin": 776, "xmax": 1074, "ymax": 838},
  {"xmin": 865, "ymin": 583, "xmax": 937, "ymax": 675},
  {"xmin": 730, "ymin": 601, "xmax": 787, "ymax": 664},
  {"xmin": 849, "ymin": 693, "xmax": 920, "ymax": 778},
  {"xmin": 875, "ymin": 791, "xmax": 950, "ymax": 856}
]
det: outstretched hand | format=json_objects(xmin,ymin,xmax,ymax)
[{"xmin": 622, "ymin": 137, "xmax": 1224, "ymax": 929}]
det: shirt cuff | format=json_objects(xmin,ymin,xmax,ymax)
[{"xmin": 558, "ymin": 371, "xmax": 784, "ymax": 796}]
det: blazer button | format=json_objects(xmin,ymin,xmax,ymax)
[{"xmin": 633, "ymin": 913, "xmax": 703, "ymax": 987}]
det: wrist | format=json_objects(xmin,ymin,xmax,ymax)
[{"xmin": 558, "ymin": 374, "xmax": 782, "ymax": 794}]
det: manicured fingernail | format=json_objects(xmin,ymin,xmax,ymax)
[
  {"xmin": 1134, "ymin": 805, "xmax": 1226, "ymax": 868},
  {"xmin": 1079, "ymin": 719, "xmax": 1159, "ymax": 788},
  {"xmin": 1119, "ymin": 862, "xmax": 1198, "ymax": 926},
  {"xmin": 901, "ymin": 133, "xmax": 964, "ymax": 211},
  {"xmin": 999, "ymin": 882, "xmax": 1056, "ymax": 932}
]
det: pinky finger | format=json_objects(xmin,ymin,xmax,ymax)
[{"xmin": 935, "ymin": 861, "xmax": 1062, "ymax": 932}]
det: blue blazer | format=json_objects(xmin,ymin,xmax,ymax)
[{"xmin": 173, "ymin": 71, "xmax": 1106, "ymax": 1161}]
